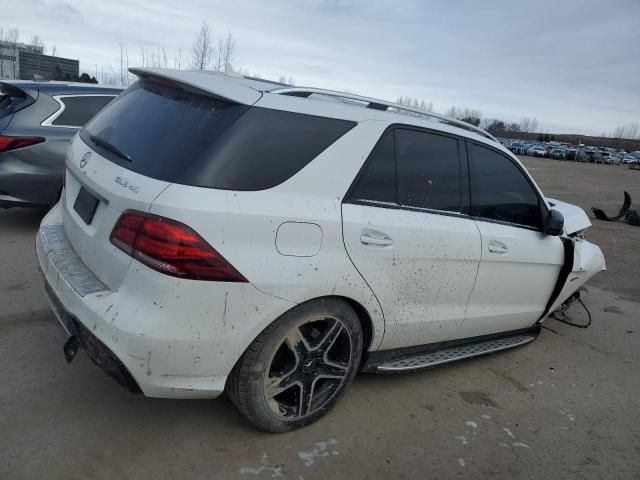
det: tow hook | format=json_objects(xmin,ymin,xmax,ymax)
[{"xmin": 63, "ymin": 336, "xmax": 79, "ymax": 363}]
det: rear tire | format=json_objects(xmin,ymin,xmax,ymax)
[{"xmin": 227, "ymin": 298, "xmax": 362, "ymax": 433}]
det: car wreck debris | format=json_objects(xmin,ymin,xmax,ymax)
[{"xmin": 592, "ymin": 191, "xmax": 640, "ymax": 226}]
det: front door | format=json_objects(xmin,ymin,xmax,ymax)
[{"xmin": 459, "ymin": 142, "xmax": 564, "ymax": 338}]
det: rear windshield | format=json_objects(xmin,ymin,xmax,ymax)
[{"xmin": 81, "ymin": 79, "xmax": 356, "ymax": 191}]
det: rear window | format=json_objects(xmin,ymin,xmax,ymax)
[
  {"xmin": 53, "ymin": 95, "xmax": 115, "ymax": 127},
  {"xmin": 0, "ymin": 83, "xmax": 34, "ymax": 120},
  {"xmin": 81, "ymin": 79, "xmax": 356, "ymax": 191}
]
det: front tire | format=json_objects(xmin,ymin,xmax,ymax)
[{"xmin": 227, "ymin": 298, "xmax": 362, "ymax": 432}]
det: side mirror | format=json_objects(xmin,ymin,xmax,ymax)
[{"xmin": 544, "ymin": 209, "xmax": 564, "ymax": 236}]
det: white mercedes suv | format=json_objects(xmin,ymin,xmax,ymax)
[{"xmin": 36, "ymin": 68, "xmax": 605, "ymax": 432}]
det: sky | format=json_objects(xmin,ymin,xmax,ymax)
[{"xmin": 2, "ymin": 0, "xmax": 639, "ymax": 136}]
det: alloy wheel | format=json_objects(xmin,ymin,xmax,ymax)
[{"xmin": 263, "ymin": 314, "xmax": 353, "ymax": 420}]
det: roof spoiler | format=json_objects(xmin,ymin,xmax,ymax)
[{"xmin": 129, "ymin": 68, "xmax": 262, "ymax": 105}]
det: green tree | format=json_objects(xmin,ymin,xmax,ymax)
[{"xmin": 78, "ymin": 72, "xmax": 98, "ymax": 84}]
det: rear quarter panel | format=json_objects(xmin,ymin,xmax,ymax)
[{"xmin": 149, "ymin": 121, "xmax": 389, "ymax": 352}]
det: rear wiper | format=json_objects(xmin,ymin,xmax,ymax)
[{"xmin": 89, "ymin": 134, "xmax": 131, "ymax": 162}]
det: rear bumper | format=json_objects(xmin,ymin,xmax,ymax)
[
  {"xmin": 0, "ymin": 159, "xmax": 61, "ymax": 208},
  {"xmin": 36, "ymin": 202, "xmax": 296, "ymax": 399},
  {"xmin": 43, "ymin": 280, "xmax": 141, "ymax": 393}
]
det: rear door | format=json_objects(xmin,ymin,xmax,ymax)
[
  {"xmin": 459, "ymin": 142, "xmax": 564, "ymax": 338},
  {"xmin": 342, "ymin": 128, "xmax": 481, "ymax": 350}
]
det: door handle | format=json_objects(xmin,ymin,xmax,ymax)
[
  {"xmin": 360, "ymin": 231, "xmax": 393, "ymax": 246},
  {"xmin": 488, "ymin": 239, "xmax": 508, "ymax": 254}
]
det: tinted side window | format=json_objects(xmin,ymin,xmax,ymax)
[
  {"xmin": 181, "ymin": 107, "xmax": 356, "ymax": 191},
  {"xmin": 348, "ymin": 132, "xmax": 396, "ymax": 204},
  {"xmin": 468, "ymin": 143, "xmax": 542, "ymax": 228},
  {"xmin": 395, "ymin": 129, "xmax": 461, "ymax": 212},
  {"xmin": 84, "ymin": 79, "xmax": 355, "ymax": 190},
  {"xmin": 54, "ymin": 96, "xmax": 115, "ymax": 127}
]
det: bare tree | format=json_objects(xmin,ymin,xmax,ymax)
[
  {"xmin": 115, "ymin": 37, "xmax": 131, "ymax": 86},
  {"xmin": 214, "ymin": 38, "xmax": 224, "ymax": 72},
  {"xmin": 117, "ymin": 37, "xmax": 126, "ymax": 86},
  {"xmin": 5, "ymin": 28, "xmax": 19, "ymax": 79},
  {"xmin": 30, "ymin": 35, "xmax": 45, "ymax": 53},
  {"xmin": 160, "ymin": 46, "xmax": 167, "ymax": 69},
  {"xmin": 519, "ymin": 116, "xmax": 539, "ymax": 133},
  {"xmin": 222, "ymin": 32, "xmax": 236, "ymax": 71},
  {"xmin": 51, "ymin": 44, "xmax": 57, "ymax": 57},
  {"xmin": 30, "ymin": 35, "xmax": 46, "ymax": 75},
  {"xmin": 611, "ymin": 123, "xmax": 640, "ymax": 140},
  {"xmin": 173, "ymin": 47, "xmax": 184, "ymax": 70},
  {"xmin": 445, "ymin": 106, "xmax": 482, "ymax": 126},
  {"xmin": 191, "ymin": 21, "xmax": 213, "ymax": 70}
]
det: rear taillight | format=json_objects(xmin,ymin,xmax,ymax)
[
  {"xmin": 110, "ymin": 210, "xmax": 247, "ymax": 282},
  {"xmin": 0, "ymin": 135, "xmax": 45, "ymax": 152}
]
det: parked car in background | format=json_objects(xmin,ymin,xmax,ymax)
[
  {"xmin": 531, "ymin": 146, "xmax": 547, "ymax": 157},
  {"xmin": 621, "ymin": 155, "xmax": 637, "ymax": 165},
  {"xmin": 600, "ymin": 152, "xmax": 619, "ymax": 165},
  {"xmin": 0, "ymin": 80, "xmax": 121, "ymax": 208},
  {"xmin": 36, "ymin": 68, "xmax": 605, "ymax": 432},
  {"xmin": 590, "ymin": 151, "xmax": 603, "ymax": 163},
  {"xmin": 549, "ymin": 148, "xmax": 566, "ymax": 160},
  {"xmin": 510, "ymin": 142, "xmax": 527, "ymax": 155}
]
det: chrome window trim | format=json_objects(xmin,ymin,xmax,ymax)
[{"xmin": 40, "ymin": 94, "xmax": 117, "ymax": 129}]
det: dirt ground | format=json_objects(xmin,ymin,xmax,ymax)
[{"xmin": 1, "ymin": 157, "xmax": 639, "ymax": 479}]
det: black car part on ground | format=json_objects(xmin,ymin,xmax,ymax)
[
  {"xmin": 550, "ymin": 288, "xmax": 592, "ymax": 329},
  {"xmin": 592, "ymin": 191, "xmax": 640, "ymax": 226}
]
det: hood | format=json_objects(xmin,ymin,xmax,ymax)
[{"xmin": 546, "ymin": 198, "xmax": 592, "ymax": 235}]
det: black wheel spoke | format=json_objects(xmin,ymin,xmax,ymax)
[
  {"xmin": 265, "ymin": 371, "xmax": 300, "ymax": 398},
  {"xmin": 284, "ymin": 327, "xmax": 311, "ymax": 358},
  {"xmin": 316, "ymin": 358, "xmax": 348, "ymax": 379},
  {"xmin": 298, "ymin": 378, "xmax": 315, "ymax": 416},
  {"xmin": 316, "ymin": 319, "xmax": 343, "ymax": 352}
]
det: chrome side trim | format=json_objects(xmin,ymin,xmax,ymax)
[
  {"xmin": 40, "ymin": 224, "xmax": 108, "ymax": 297},
  {"xmin": 376, "ymin": 334, "xmax": 536, "ymax": 372}
]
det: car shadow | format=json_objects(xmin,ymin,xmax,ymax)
[{"xmin": 0, "ymin": 207, "xmax": 47, "ymax": 233}]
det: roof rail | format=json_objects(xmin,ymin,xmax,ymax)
[{"xmin": 270, "ymin": 86, "xmax": 498, "ymax": 143}]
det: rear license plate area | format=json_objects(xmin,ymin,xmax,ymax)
[{"xmin": 73, "ymin": 186, "xmax": 99, "ymax": 224}]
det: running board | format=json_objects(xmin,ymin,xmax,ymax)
[{"xmin": 365, "ymin": 329, "xmax": 539, "ymax": 374}]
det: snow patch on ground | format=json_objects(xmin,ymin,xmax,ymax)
[
  {"xmin": 298, "ymin": 439, "xmax": 339, "ymax": 467},
  {"xmin": 240, "ymin": 453, "xmax": 283, "ymax": 477}
]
